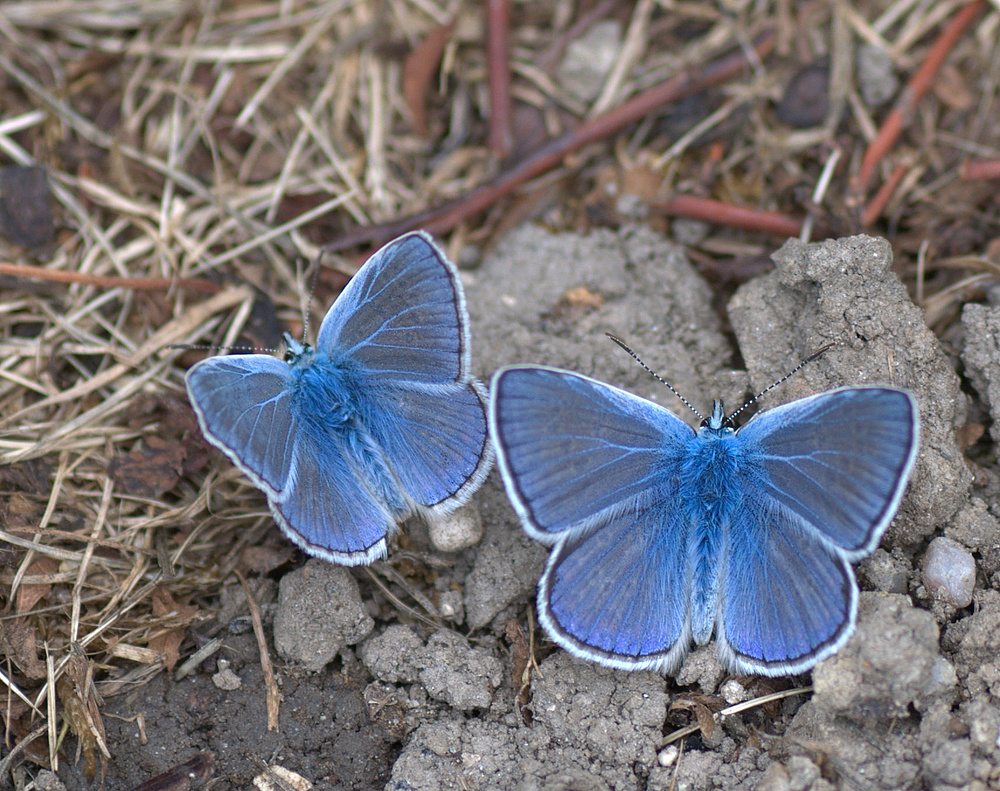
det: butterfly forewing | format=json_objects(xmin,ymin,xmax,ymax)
[
  {"xmin": 736, "ymin": 387, "xmax": 919, "ymax": 556},
  {"xmin": 489, "ymin": 366, "xmax": 693, "ymax": 539},
  {"xmin": 317, "ymin": 232, "xmax": 469, "ymax": 385},
  {"xmin": 186, "ymin": 355, "xmax": 298, "ymax": 494}
]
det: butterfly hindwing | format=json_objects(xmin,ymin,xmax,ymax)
[
  {"xmin": 717, "ymin": 503, "xmax": 857, "ymax": 675},
  {"xmin": 270, "ymin": 427, "xmax": 396, "ymax": 564},
  {"xmin": 540, "ymin": 504, "xmax": 692, "ymax": 672}
]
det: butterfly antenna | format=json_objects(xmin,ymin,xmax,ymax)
[
  {"xmin": 725, "ymin": 342, "xmax": 836, "ymax": 425},
  {"xmin": 166, "ymin": 343, "xmax": 282, "ymax": 354},
  {"xmin": 300, "ymin": 248, "xmax": 329, "ymax": 341},
  {"xmin": 606, "ymin": 333, "xmax": 705, "ymax": 422}
]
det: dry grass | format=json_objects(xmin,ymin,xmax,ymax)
[{"xmin": 0, "ymin": 0, "xmax": 997, "ymax": 779}]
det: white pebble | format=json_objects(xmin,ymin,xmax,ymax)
[
  {"xmin": 429, "ymin": 502, "xmax": 483, "ymax": 553},
  {"xmin": 922, "ymin": 536, "xmax": 976, "ymax": 608}
]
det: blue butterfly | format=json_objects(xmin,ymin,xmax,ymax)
[
  {"xmin": 186, "ymin": 231, "xmax": 493, "ymax": 566},
  {"xmin": 489, "ymin": 365, "xmax": 919, "ymax": 676}
]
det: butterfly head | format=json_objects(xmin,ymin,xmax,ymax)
[
  {"xmin": 701, "ymin": 400, "xmax": 733, "ymax": 434},
  {"xmin": 283, "ymin": 332, "xmax": 314, "ymax": 366}
]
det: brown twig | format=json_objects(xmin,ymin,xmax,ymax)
[
  {"xmin": 652, "ymin": 195, "xmax": 803, "ymax": 238},
  {"xmin": 324, "ymin": 30, "xmax": 776, "ymax": 252},
  {"xmin": 850, "ymin": 0, "xmax": 986, "ymax": 199},
  {"xmin": 0, "ymin": 261, "xmax": 222, "ymax": 294},
  {"xmin": 235, "ymin": 570, "xmax": 280, "ymax": 732},
  {"xmin": 486, "ymin": 0, "xmax": 513, "ymax": 156},
  {"xmin": 960, "ymin": 158, "xmax": 1000, "ymax": 180},
  {"xmin": 862, "ymin": 163, "xmax": 909, "ymax": 226}
]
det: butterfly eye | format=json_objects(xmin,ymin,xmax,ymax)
[{"xmin": 283, "ymin": 350, "xmax": 295, "ymax": 363}]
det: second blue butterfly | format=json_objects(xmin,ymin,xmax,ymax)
[
  {"xmin": 186, "ymin": 232, "xmax": 493, "ymax": 565},
  {"xmin": 489, "ymin": 365, "xmax": 919, "ymax": 676}
]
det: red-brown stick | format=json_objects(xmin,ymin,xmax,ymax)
[
  {"xmin": 324, "ymin": 30, "xmax": 776, "ymax": 252},
  {"xmin": 851, "ymin": 0, "xmax": 985, "ymax": 197},
  {"xmin": 862, "ymin": 163, "xmax": 909, "ymax": 226},
  {"xmin": 653, "ymin": 195, "xmax": 803, "ymax": 237},
  {"xmin": 486, "ymin": 0, "xmax": 513, "ymax": 156},
  {"xmin": 960, "ymin": 158, "xmax": 1000, "ymax": 180}
]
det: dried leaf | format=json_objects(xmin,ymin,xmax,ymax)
[
  {"xmin": 933, "ymin": 64, "xmax": 975, "ymax": 111},
  {"xmin": 504, "ymin": 619, "xmax": 533, "ymax": 711},
  {"xmin": 126, "ymin": 751, "xmax": 214, "ymax": 791},
  {"xmin": 149, "ymin": 588, "xmax": 199, "ymax": 670},
  {"xmin": 109, "ymin": 436, "xmax": 185, "ymax": 498},
  {"xmin": 57, "ymin": 645, "xmax": 109, "ymax": 782},
  {"xmin": 15, "ymin": 556, "xmax": 60, "ymax": 614},
  {"xmin": 0, "ymin": 459, "xmax": 53, "ymax": 492},
  {"xmin": 670, "ymin": 695, "xmax": 722, "ymax": 740},
  {"xmin": 0, "ymin": 619, "xmax": 47, "ymax": 679}
]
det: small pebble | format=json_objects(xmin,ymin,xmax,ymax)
[
  {"xmin": 775, "ymin": 60, "xmax": 829, "ymax": 128},
  {"xmin": 922, "ymin": 536, "xmax": 976, "ymax": 608},
  {"xmin": 720, "ymin": 678, "xmax": 748, "ymax": 705},
  {"xmin": 557, "ymin": 21, "xmax": 621, "ymax": 103},
  {"xmin": 429, "ymin": 502, "xmax": 483, "ymax": 553},
  {"xmin": 213, "ymin": 658, "xmax": 242, "ymax": 690},
  {"xmin": 658, "ymin": 745, "xmax": 679, "ymax": 767},
  {"xmin": 857, "ymin": 44, "xmax": 899, "ymax": 108}
]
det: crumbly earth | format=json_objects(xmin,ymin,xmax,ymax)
[{"xmin": 57, "ymin": 227, "xmax": 999, "ymax": 791}]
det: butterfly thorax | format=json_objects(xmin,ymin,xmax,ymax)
[{"xmin": 292, "ymin": 351, "xmax": 372, "ymax": 433}]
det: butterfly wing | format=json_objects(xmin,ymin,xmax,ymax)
[
  {"xmin": 269, "ymin": 427, "xmax": 395, "ymax": 564},
  {"xmin": 317, "ymin": 231, "xmax": 472, "ymax": 385},
  {"xmin": 186, "ymin": 355, "xmax": 298, "ymax": 496},
  {"xmin": 490, "ymin": 365, "xmax": 695, "ymax": 540},
  {"xmin": 490, "ymin": 365, "xmax": 696, "ymax": 670},
  {"xmin": 319, "ymin": 231, "xmax": 491, "ymax": 511},
  {"xmin": 360, "ymin": 381, "xmax": 491, "ymax": 511},
  {"xmin": 540, "ymin": 506, "xmax": 693, "ymax": 672},
  {"xmin": 717, "ymin": 386, "xmax": 919, "ymax": 675},
  {"xmin": 736, "ymin": 387, "xmax": 919, "ymax": 556},
  {"xmin": 717, "ymin": 504, "xmax": 858, "ymax": 675},
  {"xmin": 186, "ymin": 355, "xmax": 394, "ymax": 565}
]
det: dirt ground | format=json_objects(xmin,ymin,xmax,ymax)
[{"xmin": 2, "ymin": 2, "xmax": 1000, "ymax": 790}]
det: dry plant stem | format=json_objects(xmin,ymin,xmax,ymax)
[
  {"xmin": 403, "ymin": 18, "xmax": 456, "ymax": 137},
  {"xmin": 653, "ymin": 195, "xmax": 803, "ymax": 237},
  {"xmin": 960, "ymin": 158, "xmax": 1000, "ymax": 180},
  {"xmin": 235, "ymin": 570, "xmax": 279, "ymax": 732},
  {"xmin": 851, "ymin": 0, "xmax": 986, "ymax": 198},
  {"xmin": 324, "ymin": 30, "xmax": 776, "ymax": 252},
  {"xmin": 862, "ymin": 163, "xmax": 910, "ymax": 226},
  {"xmin": 0, "ymin": 261, "xmax": 221, "ymax": 294},
  {"xmin": 486, "ymin": 0, "xmax": 513, "ymax": 156}
]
